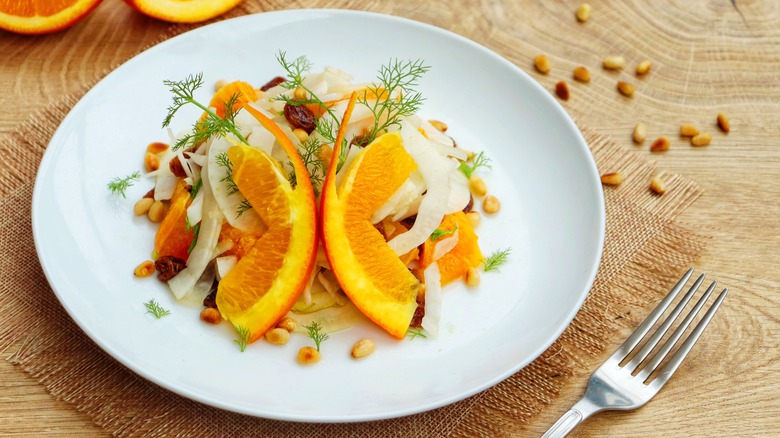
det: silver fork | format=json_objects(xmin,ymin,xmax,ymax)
[{"xmin": 541, "ymin": 268, "xmax": 728, "ymax": 437}]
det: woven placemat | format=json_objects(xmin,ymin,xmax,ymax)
[{"xmin": 0, "ymin": 3, "xmax": 706, "ymax": 437}]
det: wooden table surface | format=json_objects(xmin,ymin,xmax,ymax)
[{"xmin": 1, "ymin": 0, "xmax": 777, "ymax": 436}]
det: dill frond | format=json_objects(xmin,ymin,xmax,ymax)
[
  {"xmin": 144, "ymin": 299, "xmax": 171, "ymax": 319},
  {"xmin": 107, "ymin": 171, "xmax": 141, "ymax": 198},
  {"xmin": 459, "ymin": 151, "xmax": 492, "ymax": 179},
  {"xmin": 482, "ymin": 248, "xmax": 511, "ymax": 272},
  {"xmin": 303, "ymin": 321, "xmax": 329, "ymax": 352}
]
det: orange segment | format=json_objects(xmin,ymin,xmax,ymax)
[
  {"xmin": 154, "ymin": 179, "xmax": 196, "ymax": 261},
  {"xmin": 0, "ymin": 0, "xmax": 103, "ymax": 34},
  {"xmin": 216, "ymin": 145, "xmax": 316, "ymax": 343},
  {"xmin": 322, "ymin": 111, "xmax": 422, "ymax": 339},
  {"xmin": 122, "ymin": 0, "xmax": 244, "ymax": 24},
  {"xmin": 418, "ymin": 212, "xmax": 483, "ymax": 286},
  {"xmin": 208, "ymin": 80, "xmax": 258, "ymax": 119}
]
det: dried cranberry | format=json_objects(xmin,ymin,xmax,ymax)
[
  {"xmin": 283, "ymin": 102, "xmax": 316, "ymax": 134},
  {"xmin": 260, "ymin": 76, "xmax": 286, "ymax": 91},
  {"xmin": 154, "ymin": 256, "xmax": 187, "ymax": 282}
]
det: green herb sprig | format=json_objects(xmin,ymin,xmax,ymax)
[
  {"xmin": 303, "ymin": 321, "xmax": 329, "ymax": 352},
  {"xmin": 406, "ymin": 328, "xmax": 428, "ymax": 340},
  {"xmin": 459, "ymin": 151, "xmax": 492, "ymax": 179},
  {"xmin": 107, "ymin": 171, "xmax": 141, "ymax": 198},
  {"xmin": 482, "ymin": 248, "xmax": 511, "ymax": 272},
  {"xmin": 430, "ymin": 225, "xmax": 458, "ymax": 242},
  {"xmin": 234, "ymin": 325, "xmax": 250, "ymax": 352},
  {"xmin": 144, "ymin": 299, "xmax": 171, "ymax": 319}
]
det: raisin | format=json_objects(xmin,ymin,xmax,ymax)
[
  {"xmin": 169, "ymin": 156, "xmax": 187, "ymax": 178},
  {"xmin": 462, "ymin": 195, "xmax": 474, "ymax": 213},
  {"xmin": 143, "ymin": 188, "xmax": 155, "ymax": 199},
  {"xmin": 155, "ymin": 256, "xmax": 187, "ymax": 282},
  {"xmin": 283, "ymin": 102, "xmax": 316, "ymax": 134},
  {"xmin": 203, "ymin": 286, "xmax": 218, "ymax": 310},
  {"xmin": 410, "ymin": 294, "xmax": 425, "ymax": 328},
  {"xmin": 260, "ymin": 76, "xmax": 286, "ymax": 91},
  {"xmin": 351, "ymin": 133, "xmax": 372, "ymax": 148}
]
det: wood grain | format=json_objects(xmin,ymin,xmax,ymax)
[{"xmin": 1, "ymin": 0, "xmax": 778, "ymax": 436}]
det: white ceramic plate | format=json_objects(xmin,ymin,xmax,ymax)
[{"xmin": 32, "ymin": 9, "xmax": 604, "ymax": 422}]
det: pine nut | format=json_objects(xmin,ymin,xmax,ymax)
[
  {"xmin": 465, "ymin": 267, "xmax": 481, "ymax": 287},
  {"xmin": 603, "ymin": 55, "xmax": 626, "ymax": 70},
  {"xmin": 650, "ymin": 136, "xmax": 670, "ymax": 152},
  {"xmin": 133, "ymin": 260, "xmax": 155, "ymax": 277},
  {"xmin": 469, "ymin": 176, "xmax": 488, "ymax": 197},
  {"xmin": 351, "ymin": 339, "xmax": 375, "ymax": 359},
  {"xmin": 636, "ymin": 60, "xmax": 652, "ymax": 76},
  {"xmin": 717, "ymin": 113, "xmax": 730, "ymax": 133},
  {"xmin": 297, "ymin": 346, "xmax": 320, "ymax": 365},
  {"xmin": 200, "ymin": 308, "xmax": 222, "ymax": 324},
  {"xmin": 633, "ymin": 123, "xmax": 647, "ymax": 144},
  {"xmin": 465, "ymin": 211, "xmax": 481, "ymax": 228},
  {"xmin": 428, "ymin": 119, "xmax": 448, "ymax": 132},
  {"xmin": 576, "ymin": 3, "xmax": 592, "ymax": 22},
  {"xmin": 482, "ymin": 195, "xmax": 501, "ymax": 214},
  {"xmin": 534, "ymin": 55, "xmax": 551, "ymax": 74},
  {"xmin": 214, "ymin": 79, "xmax": 229, "ymax": 92},
  {"xmin": 144, "ymin": 152, "xmax": 160, "ymax": 172},
  {"xmin": 680, "ymin": 123, "xmax": 699, "ymax": 137},
  {"xmin": 148, "ymin": 200, "xmax": 166, "ymax": 223},
  {"xmin": 650, "ymin": 177, "xmax": 667, "ymax": 195},
  {"xmin": 134, "ymin": 197, "xmax": 155, "ymax": 216},
  {"xmin": 555, "ymin": 81, "xmax": 570, "ymax": 101},
  {"xmin": 292, "ymin": 128, "xmax": 309, "ymax": 143},
  {"xmin": 294, "ymin": 87, "xmax": 307, "ymax": 100},
  {"xmin": 617, "ymin": 81, "xmax": 635, "ymax": 97},
  {"xmin": 317, "ymin": 144, "xmax": 333, "ymax": 164},
  {"xmin": 600, "ymin": 172, "xmax": 624, "ymax": 186},
  {"xmin": 276, "ymin": 317, "xmax": 297, "ymax": 333},
  {"xmin": 146, "ymin": 142, "xmax": 169, "ymax": 154},
  {"xmin": 691, "ymin": 132, "xmax": 712, "ymax": 147},
  {"xmin": 265, "ymin": 328, "xmax": 291, "ymax": 345},
  {"xmin": 573, "ymin": 66, "xmax": 591, "ymax": 83}
]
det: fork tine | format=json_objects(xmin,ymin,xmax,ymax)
[
  {"xmin": 624, "ymin": 274, "xmax": 706, "ymax": 372},
  {"xmin": 636, "ymin": 280, "xmax": 717, "ymax": 381},
  {"xmin": 649, "ymin": 287, "xmax": 728, "ymax": 391},
  {"xmin": 611, "ymin": 268, "xmax": 694, "ymax": 361}
]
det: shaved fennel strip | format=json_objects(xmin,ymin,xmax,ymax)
[{"xmin": 421, "ymin": 262, "xmax": 442, "ymax": 338}]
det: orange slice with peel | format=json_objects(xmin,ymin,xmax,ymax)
[
  {"xmin": 0, "ymin": 0, "xmax": 103, "ymax": 34},
  {"xmin": 321, "ymin": 93, "xmax": 422, "ymax": 339},
  {"xmin": 216, "ymin": 106, "xmax": 317, "ymax": 343},
  {"xmin": 417, "ymin": 212, "xmax": 483, "ymax": 286},
  {"xmin": 209, "ymin": 80, "xmax": 258, "ymax": 119},
  {"xmin": 154, "ymin": 179, "xmax": 196, "ymax": 261},
  {"xmin": 122, "ymin": 0, "xmax": 244, "ymax": 24}
]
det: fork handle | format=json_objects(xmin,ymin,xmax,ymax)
[{"xmin": 541, "ymin": 398, "xmax": 601, "ymax": 438}]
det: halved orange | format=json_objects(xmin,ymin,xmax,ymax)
[
  {"xmin": 0, "ymin": 0, "xmax": 103, "ymax": 34},
  {"xmin": 417, "ymin": 212, "xmax": 483, "ymax": 286},
  {"xmin": 123, "ymin": 0, "xmax": 244, "ymax": 24},
  {"xmin": 154, "ymin": 179, "xmax": 196, "ymax": 261},
  {"xmin": 216, "ymin": 105, "xmax": 317, "ymax": 343},
  {"xmin": 320, "ymin": 93, "xmax": 422, "ymax": 339}
]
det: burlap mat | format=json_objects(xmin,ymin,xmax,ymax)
[{"xmin": 0, "ymin": 3, "xmax": 707, "ymax": 437}]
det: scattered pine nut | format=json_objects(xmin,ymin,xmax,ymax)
[
  {"xmin": 636, "ymin": 60, "xmax": 652, "ymax": 76},
  {"xmin": 148, "ymin": 200, "xmax": 166, "ymax": 223},
  {"xmin": 293, "ymin": 87, "xmax": 307, "ymax": 100},
  {"xmin": 144, "ymin": 152, "xmax": 160, "ymax": 172},
  {"xmin": 469, "ymin": 176, "xmax": 488, "ymax": 197},
  {"xmin": 146, "ymin": 142, "xmax": 169, "ymax": 154},
  {"xmin": 465, "ymin": 267, "xmax": 481, "ymax": 287},
  {"xmin": 573, "ymin": 66, "xmax": 591, "ymax": 83},
  {"xmin": 482, "ymin": 195, "xmax": 501, "ymax": 214},
  {"xmin": 292, "ymin": 128, "xmax": 309, "ymax": 143},
  {"xmin": 265, "ymin": 328, "xmax": 291, "ymax": 345},
  {"xmin": 133, "ymin": 197, "xmax": 155, "ymax": 216},
  {"xmin": 214, "ymin": 79, "xmax": 229, "ymax": 92},
  {"xmin": 680, "ymin": 123, "xmax": 699, "ymax": 137},
  {"xmin": 465, "ymin": 211, "xmax": 482, "ymax": 228},
  {"xmin": 351, "ymin": 339, "xmax": 375, "ymax": 359},
  {"xmin": 200, "ymin": 308, "xmax": 222, "ymax": 324},
  {"xmin": 600, "ymin": 172, "xmax": 624, "ymax": 186},
  {"xmin": 534, "ymin": 55, "xmax": 551, "ymax": 74},
  {"xmin": 691, "ymin": 132, "xmax": 712, "ymax": 147},
  {"xmin": 650, "ymin": 136, "xmax": 670, "ymax": 152},
  {"xmin": 134, "ymin": 260, "xmax": 155, "ymax": 277},
  {"xmin": 297, "ymin": 346, "xmax": 320, "ymax": 365},
  {"xmin": 717, "ymin": 113, "xmax": 730, "ymax": 133},
  {"xmin": 276, "ymin": 317, "xmax": 297, "ymax": 333},
  {"xmin": 555, "ymin": 81, "xmax": 570, "ymax": 101},
  {"xmin": 576, "ymin": 3, "xmax": 592, "ymax": 22},
  {"xmin": 603, "ymin": 55, "xmax": 626, "ymax": 70},
  {"xmin": 428, "ymin": 119, "xmax": 448, "ymax": 132},
  {"xmin": 617, "ymin": 81, "xmax": 635, "ymax": 97},
  {"xmin": 650, "ymin": 177, "xmax": 667, "ymax": 195},
  {"xmin": 633, "ymin": 123, "xmax": 647, "ymax": 144}
]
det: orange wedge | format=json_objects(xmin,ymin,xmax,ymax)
[
  {"xmin": 208, "ymin": 80, "xmax": 258, "ymax": 119},
  {"xmin": 123, "ymin": 0, "xmax": 243, "ymax": 24},
  {"xmin": 216, "ymin": 106, "xmax": 317, "ymax": 343},
  {"xmin": 321, "ymin": 93, "xmax": 422, "ymax": 339},
  {"xmin": 0, "ymin": 0, "xmax": 103, "ymax": 34},
  {"xmin": 154, "ymin": 179, "xmax": 196, "ymax": 261},
  {"xmin": 418, "ymin": 212, "xmax": 483, "ymax": 286}
]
